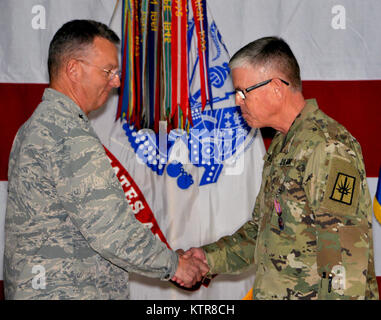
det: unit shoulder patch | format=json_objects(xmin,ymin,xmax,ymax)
[
  {"xmin": 329, "ymin": 172, "xmax": 356, "ymax": 205},
  {"xmin": 321, "ymin": 157, "xmax": 360, "ymax": 216}
]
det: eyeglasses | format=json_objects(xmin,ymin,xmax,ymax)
[
  {"xmin": 235, "ymin": 78, "xmax": 289, "ymax": 100},
  {"xmin": 77, "ymin": 59, "xmax": 121, "ymax": 81}
]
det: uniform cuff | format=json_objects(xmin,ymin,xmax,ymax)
[
  {"xmin": 202, "ymin": 244, "xmax": 220, "ymax": 276},
  {"xmin": 161, "ymin": 250, "xmax": 179, "ymax": 281}
]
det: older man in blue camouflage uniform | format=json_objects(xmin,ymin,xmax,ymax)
[
  {"xmin": 186, "ymin": 37, "xmax": 379, "ymax": 300},
  {"xmin": 4, "ymin": 19, "xmax": 208, "ymax": 299}
]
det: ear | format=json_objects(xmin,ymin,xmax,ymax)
[
  {"xmin": 66, "ymin": 58, "xmax": 82, "ymax": 83},
  {"xmin": 272, "ymin": 78, "xmax": 284, "ymax": 99}
]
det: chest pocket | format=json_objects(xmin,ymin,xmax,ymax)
[
  {"xmin": 276, "ymin": 158, "xmax": 307, "ymax": 202},
  {"xmin": 267, "ymin": 157, "xmax": 308, "ymax": 241}
]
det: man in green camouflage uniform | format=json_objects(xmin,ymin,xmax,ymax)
[
  {"xmin": 186, "ymin": 37, "xmax": 379, "ymax": 299},
  {"xmin": 4, "ymin": 20, "xmax": 207, "ymax": 299}
]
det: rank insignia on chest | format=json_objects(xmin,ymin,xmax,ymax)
[{"xmin": 330, "ymin": 172, "xmax": 356, "ymax": 205}]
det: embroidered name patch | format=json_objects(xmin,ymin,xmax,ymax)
[{"xmin": 330, "ymin": 173, "xmax": 356, "ymax": 205}]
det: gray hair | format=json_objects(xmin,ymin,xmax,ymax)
[{"xmin": 229, "ymin": 36, "xmax": 302, "ymax": 91}]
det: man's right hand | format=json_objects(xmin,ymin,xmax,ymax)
[
  {"xmin": 171, "ymin": 249, "xmax": 209, "ymax": 288},
  {"xmin": 183, "ymin": 247, "xmax": 208, "ymax": 265}
]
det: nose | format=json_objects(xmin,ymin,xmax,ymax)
[
  {"xmin": 235, "ymin": 92, "xmax": 244, "ymax": 106},
  {"xmin": 110, "ymin": 74, "xmax": 121, "ymax": 88}
]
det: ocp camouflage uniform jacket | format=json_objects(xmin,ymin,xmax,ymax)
[
  {"xmin": 4, "ymin": 88, "xmax": 178, "ymax": 300},
  {"xmin": 203, "ymin": 99, "xmax": 379, "ymax": 300}
]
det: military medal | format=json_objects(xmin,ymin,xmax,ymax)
[{"xmin": 274, "ymin": 199, "xmax": 284, "ymax": 230}]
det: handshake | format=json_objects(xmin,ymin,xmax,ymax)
[{"xmin": 171, "ymin": 247, "xmax": 210, "ymax": 288}]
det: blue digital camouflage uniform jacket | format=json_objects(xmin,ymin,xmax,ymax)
[
  {"xmin": 202, "ymin": 99, "xmax": 379, "ymax": 300},
  {"xmin": 4, "ymin": 88, "xmax": 178, "ymax": 299}
]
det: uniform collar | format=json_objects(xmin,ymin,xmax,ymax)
[
  {"xmin": 288, "ymin": 99, "xmax": 319, "ymax": 135},
  {"xmin": 282, "ymin": 99, "xmax": 319, "ymax": 148},
  {"xmin": 42, "ymin": 88, "xmax": 89, "ymax": 123},
  {"xmin": 265, "ymin": 99, "xmax": 319, "ymax": 160}
]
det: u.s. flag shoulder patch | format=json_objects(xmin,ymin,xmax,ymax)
[{"xmin": 321, "ymin": 157, "xmax": 360, "ymax": 216}]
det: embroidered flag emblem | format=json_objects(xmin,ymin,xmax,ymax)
[{"xmin": 330, "ymin": 173, "xmax": 356, "ymax": 205}]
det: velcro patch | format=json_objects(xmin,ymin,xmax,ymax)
[
  {"xmin": 330, "ymin": 173, "xmax": 356, "ymax": 205},
  {"xmin": 321, "ymin": 157, "xmax": 360, "ymax": 216}
]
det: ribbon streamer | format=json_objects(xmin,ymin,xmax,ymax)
[{"xmin": 117, "ymin": 0, "xmax": 213, "ymax": 130}]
